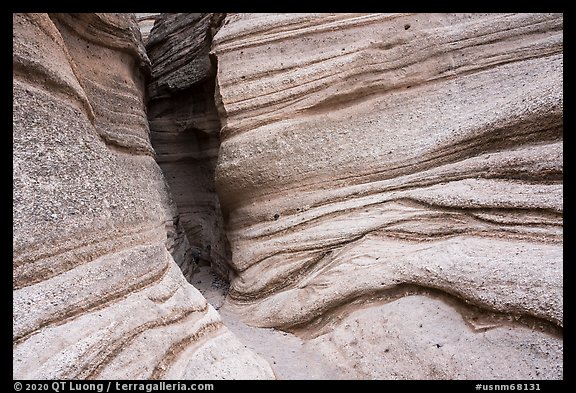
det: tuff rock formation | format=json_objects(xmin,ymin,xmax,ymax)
[
  {"xmin": 14, "ymin": 12, "xmax": 563, "ymax": 381},
  {"xmin": 12, "ymin": 13, "xmax": 274, "ymax": 380},
  {"xmin": 211, "ymin": 13, "xmax": 563, "ymax": 379},
  {"xmin": 145, "ymin": 13, "xmax": 231, "ymax": 280},
  {"xmin": 135, "ymin": 13, "xmax": 160, "ymax": 44}
]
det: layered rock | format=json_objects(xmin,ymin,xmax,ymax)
[
  {"xmin": 135, "ymin": 13, "xmax": 160, "ymax": 44},
  {"xmin": 13, "ymin": 13, "xmax": 274, "ymax": 379},
  {"xmin": 212, "ymin": 13, "xmax": 563, "ymax": 379},
  {"xmin": 145, "ymin": 13, "xmax": 231, "ymax": 279}
]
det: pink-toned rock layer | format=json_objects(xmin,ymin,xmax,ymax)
[
  {"xmin": 13, "ymin": 12, "xmax": 563, "ymax": 380},
  {"xmin": 212, "ymin": 13, "xmax": 563, "ymax": 379},
  {"xmin": 13, "ymin": 13, "xmax": 274, "ymax": 380}
]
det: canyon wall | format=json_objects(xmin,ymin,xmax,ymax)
[
  {"xmin": 145, "ymin": 13, "xmax": 231, "ymax": 279},
  {"xmin": 212, "ymin": 13, "xmax": 563, "ymax": 378},
  {"xmin": 13, "ymin": 12, "xmax": 563, "ymax": 380},
  {"xmin": 135, "ymin": 13, "xmax": 160, "ymax": 44},
  {"xmin": 12, "ymin": 13, "xmax": 274, "ymax": 380}
]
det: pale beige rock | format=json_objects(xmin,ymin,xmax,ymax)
[
  {"xmin": 306, "ymin": 295, "xmax": 562, "ymax": 379},
  {"xmin": 12, "ymin": 12, "xmax": 274, "ymax": 380},
  {"xmin": 212, "ymin": 13, "xmax": 563, "ymax": 379}
]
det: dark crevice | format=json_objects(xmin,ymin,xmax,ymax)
[{"xmin": 143, "ymin": 13, "xmax": 231, "ymax": 282}]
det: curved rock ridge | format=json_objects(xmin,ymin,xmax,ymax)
[
  {"xmin": 212, "ymin": 13, "xmax": 563, "ymax": 378},
  {"xmin": 146, "ymin": 13, "xmax": 231, "ymax": 279},
  {"xmin": 13, "ymin": 13, "xmax": 274, "ymax": 379}
]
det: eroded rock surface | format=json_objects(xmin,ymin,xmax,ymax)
[
  {"xmin": 135, "ymin": 13, "xmax": 160, "ymax": 44},
  {"xmin": 13, "ymin": 13, "xmax": 274, "ymax": 380},
  {"xmin": 212, "ymin": 13, "xmax": 563, "ymax": 379},
  {"xmin": 146, "ymin": 13, "xmax": 231, "ymax": 280}
]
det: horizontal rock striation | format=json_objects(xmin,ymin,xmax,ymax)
[
  {"xmin": 13, "ymin": 13, "xmax": 274, "ymax": 379},
  {"xmin": 146, "ymin": 13, "xmax": 231, "ymax": 279},
  {"xmin": 212, "ymin": 13, "xmax": 563, "ymax": 378},
  {"xmin": 135, "ymin": 13, "xmax": 161, "ymax": 44}
]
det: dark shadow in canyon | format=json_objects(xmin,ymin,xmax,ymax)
[{"xmin": 144, "ymin": 13, "xmax": 231, "ymax": 280}]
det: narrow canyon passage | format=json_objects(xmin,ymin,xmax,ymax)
[
  {"xmin": 13, "ymin": 12, "xmax": 275, "ymax": 380},
  {"xmin": 144, "ymin": 13, "xmax": 231, "ymax": 280},
  {"xmin": 140, "ymin": 13, "xmax": 563, "ymax": 380},
  {"xmin": 142, "ymin": 14, "xmax": 342, "ymax": 379},
  {"xmin": 142, "ymin": 13, "xmax": 323, "ymax": 379},
  {"xmin": 11, "ymin": 11, "xmax": 563, "ymax": 380},
  {"xmin": 190, "ymin": 266, "xmax": 344, "ymax": 379}
]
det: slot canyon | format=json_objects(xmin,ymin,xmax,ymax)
[{"xmin": 13, "ymin": 13, "xmax": 563, "ymax": 380}]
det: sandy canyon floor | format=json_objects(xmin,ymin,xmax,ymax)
[{"xmin": 191, "ymin": 266, "xmax": 344, "ymax": 379}]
